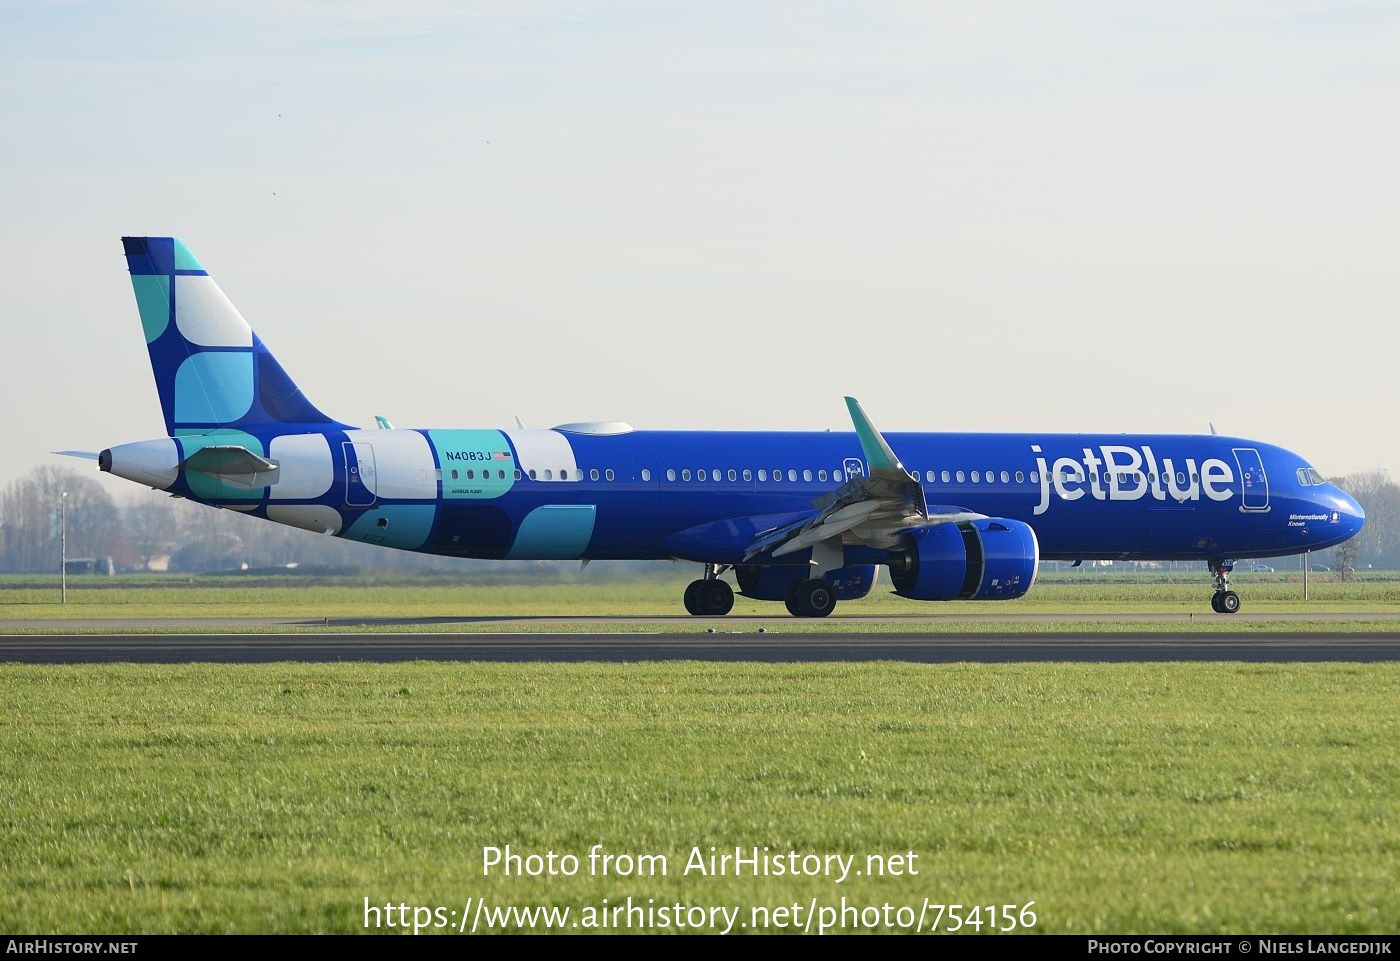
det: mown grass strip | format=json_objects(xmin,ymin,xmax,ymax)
[
  {"xmin": 3, "ymin": 579, "xmax": 1399, "ymax": 622},
  {"xmin": 2, "ymin": 662, "xmax": 1396, "ymax": 933}
]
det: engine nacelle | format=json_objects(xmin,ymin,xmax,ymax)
[
  {"xmin": 889, "ymin": 518, "xmax": 1039, "ymax": 601},
  {"xmin": 735, "ymin": 563, "xmax": 879, "ymax": 602}
]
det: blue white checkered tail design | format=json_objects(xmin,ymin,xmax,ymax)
[{"xmin": 122, "ymin": 237, "xmax": 347, "ymax": 436}]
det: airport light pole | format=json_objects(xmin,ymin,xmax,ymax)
[{"xmin": 60, "ymin": 491, "xmax": 68, "ymax": 605}]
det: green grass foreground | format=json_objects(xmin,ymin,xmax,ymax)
[{"xmin": 2, "ymin": 662, "xmax": 1396, "ymax": 933}]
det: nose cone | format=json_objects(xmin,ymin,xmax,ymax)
[
  {"xmin": 1311, "ymin": 485, "xmax": 1366, "ymax": 549},
  {"xmin": 1335, "ymin": 489, "xmax": 1366, "ymax": 541}
]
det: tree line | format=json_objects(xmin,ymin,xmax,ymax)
[{"xmin": 3, "ymin": 466, "xmax": 1398, "ymax": 574}]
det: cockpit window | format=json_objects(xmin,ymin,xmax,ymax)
[
  {"xmin": 1308, "ymin": 468, "xmax": 1325, "ymax": 485},
  {"xmin": 1298, "ymin": 467, "xmax": 1327, "ymax": 487},
  {"xmin": 1297, "ymin": 468, "xmax": 1311, "ymax": 487}
]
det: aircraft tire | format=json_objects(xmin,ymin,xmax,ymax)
[
  {"xmin": 683, "ymin": 580, "xmax": 706, "ymax": 616},
  {"xmin": 1219, "ymin": 590, "xmax": 1241, "ymax": 614},
  {"xmin": 784, "ymin": 585, "xmax": 803, "ymax": 616},
  {"xmin": 1210, "ymin": 593, "xmax": 1223, "ymax": 613},
  {"xmin": 795, "ymin": 579, "xmax": 836, "ymax": 618},
  {"xmin": 701, "ymin": 579, "xmax": 734, "ymax": 616}
]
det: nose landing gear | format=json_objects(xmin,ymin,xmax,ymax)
[{"xmin": 1208, "ymin": 559, "xmax": 1241, "ymax": 614}]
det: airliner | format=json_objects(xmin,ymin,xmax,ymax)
[{"xmin": 75, "ymin": 237, "xmax": 1365, "ymax": 617}]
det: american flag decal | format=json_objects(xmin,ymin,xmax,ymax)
[{"xmin": 494, "ymin": 451, "xmax": 513, "ymax": 460}]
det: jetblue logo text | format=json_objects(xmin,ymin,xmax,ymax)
[{"xmin": 1032, "ymin": 445, "xmax": 1235, "ymax": 516}]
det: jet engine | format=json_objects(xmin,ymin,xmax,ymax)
[{"xmin": 888, "ymin": 518, "xmax": 1039, "ymax": 601}]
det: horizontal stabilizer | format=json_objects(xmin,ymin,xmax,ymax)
[{"xmin": 182, "ymin": 445, "xmax": 279, "ymax": 490}]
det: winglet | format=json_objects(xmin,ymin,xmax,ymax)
[{"xmin": 844, "ymin": 396, "xmax": 904, "ymax": 475}]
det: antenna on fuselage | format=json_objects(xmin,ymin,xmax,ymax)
[{"xmin": 1209, "ymin": 422, "xmax": 1218, "ymax": 436}]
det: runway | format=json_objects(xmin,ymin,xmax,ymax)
[{"xmin": 3, "ymin": 631, "xmax": 1399, "ymax": 664}]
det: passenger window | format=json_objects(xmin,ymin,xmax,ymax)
[
  {"xmin": 451, "ymin": 469, "xmax": 459, "ymax": 480},
  {"xmin": 665, "ymin": 469, "xmax": 674, "ymax": 481},
  {"xmin": 498, "ymin": 470, "xmax": 506, "ymax": 480},
  {"xmin": 1015, "ymin": 471, "xmax": 1024, "ymax": 483},
  {"xmin": 544, "ymin": 469, "xmax": 553, "ymax": 480},
  {"xmin": 802, "ymin": 469, "xmax": 813, "ymax": 482},
  {"xmin": 956, "ymin": 471, "xmax": 965, "ymax": 483},
  {"xmin": 682, "ymin": 469, "xmax": 691, "ymax": 481},
  {"xmin": 528, "ymin": 469, "xmax": 537, "ymax": 479},
  {"xmin": 743, "ymin": 469, "xmax": 752, "ymax": 481},
  {"xmin": 1176, "ymin": 472, "xmax": 1186, "ymax": 486},
  {"xmin": 641, "ymin": 469, "xmax": 651, "ymax": 482},
  {"xmin": 925, "ymin": 470, "xmax": 935, "ymax": 483},
  {"xmin": 561, "ymin": 469, "xmax": 569, "ymax": 480},
  {"xmin": 592, "ymin": 468, "xmax": 601, "ymax": 481},
  {"xmin": 971, "ymin": 470, "xmax": 980, "ymax": 483},
  {"xmin": 727, "ymin": 469, "xmax": 737, "ymax": 481},
  {"xmin": 697, "ymin": 469, "xmax": 707, "ymax": 481},
  {"xmin": 818, "ymin": 470, "xmax": 827, "ymax": 482},
  {"xmin": 1000, "ymin": 470, "xmax": 1010, "ymax": 483},
  {"xmin": 941, "ymin": 470, "xmax": 950, "ymax": 483},
  {"xmin": 466, "ymin": 469, "xmax": 475, "ymax": 480},
  {"xmin": 1029, "ymin": 471, "xmax": 1038, "ymax": 484},
  {"xmin": 788, "ymin": 470, "xmax": 797, "ymax": 482},
  {"xmin": 605, "ymin": 469, "xmax": 615, "ymax": 481},
  {"xmin": 773, "ymin": 470, "xmax": 782, "ymax": 482},
  {"xmin": 758, "ymin": 469, "xmax": 767, "ymax": 481}
]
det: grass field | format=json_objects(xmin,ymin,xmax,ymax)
[
  {"xmin": 2, "ymin": 662, "xmax": 1397, "ymax": 934},
  {"xmin": 3, "ymin": 574, "xmax": 1400, "ymax": 628}
]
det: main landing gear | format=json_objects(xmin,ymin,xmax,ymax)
[
  {"xmin": 784, "ymin": 579, "xmax": 836, "ymax": 618},
  {"xmin": 683, "ymin": 564, "xmax": 734, "ymax": 616},
  {"xmin": 1208, "ymin": 559, "xmax": 1241, "ymax": 614}
]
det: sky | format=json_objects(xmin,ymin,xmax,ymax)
[{"xmin": 3, "ymin": 1, "xmax": 1398, "ymax": 501}]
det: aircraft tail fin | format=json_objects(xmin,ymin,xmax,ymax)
[{"xmin": 121, "ymin": 237, "xmax": 347, "ymax": 437}]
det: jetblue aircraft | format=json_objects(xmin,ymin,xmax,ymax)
[{"xmin": 79, "ymin": 237, "xmax": 1364, "ymax": 617}]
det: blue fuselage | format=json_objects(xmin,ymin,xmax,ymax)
[{"xmin": 151, "ymin": 426, "xmax": 1363, "ymax": 566}]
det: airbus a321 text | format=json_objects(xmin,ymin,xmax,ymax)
[{"xmin": 72, "ymin": 237, "xmax": 1365, "ymax": 617}]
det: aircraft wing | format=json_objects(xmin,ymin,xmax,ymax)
[{"xmin": 742, "ymin": 397, "xmax": 976, "ymax": 561}]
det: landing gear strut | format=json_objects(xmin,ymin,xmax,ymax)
[
  {"xmin": 683, "ymin": 564, "xmax": 734, "ymax": 616},
  {"xmin": 1208, "ymin": 559, "xmax": 1240, "ymax": 614}
]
